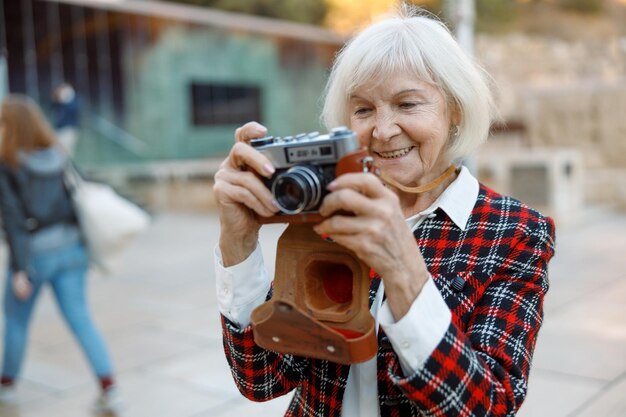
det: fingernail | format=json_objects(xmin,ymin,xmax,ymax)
[
  {"xmin": 326, "ymin": 181, "xmax": 337, "ymax": 190},
  {"xmin": 322, "ymin": 234, "xmax": 334, "ymax": 242},
  {"xmin": 264, "ymin": 164, "xmax": 275, "ymax": 175},
  {"xmin": 271, "ymin": 199, "xmax": 281, "ymax": 209}
]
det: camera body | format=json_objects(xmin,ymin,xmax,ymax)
[{"xmin": 251, "ymin": 127, "xmax": 360, "ymax": 217}]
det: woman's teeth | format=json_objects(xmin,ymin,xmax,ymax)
[{"xmin": 376, "ymin": 147, "xmax": 413, "ymax": 159}]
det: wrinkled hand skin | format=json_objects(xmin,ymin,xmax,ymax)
[{"xmin": 212, "ymin": 122, "xmax": 279, "ymax": 267}]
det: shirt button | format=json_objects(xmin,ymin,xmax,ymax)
[
  {"xmin": 451, "ymin": 276, "xmax": 466, "ymax": 292},
  {"xmin": 221, "ymin": 287, "xmax": 230, "ymax": 295},
  {"xmin": 380, "ymin": 336, "xmax": 393, "ymax": 350}
]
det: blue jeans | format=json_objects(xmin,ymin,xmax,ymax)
[{"xmin": 2, "ymin": 241, "xmax": 113, "ymax": 380}]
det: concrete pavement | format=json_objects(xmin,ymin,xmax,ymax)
[{"xmin": 0, "ymin": 206, "xmax": 625, "ymax": 417}]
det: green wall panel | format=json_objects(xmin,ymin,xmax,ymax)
[{"xmin": 84, "ymin": 23, "xmax": 337, "ymax": 167}]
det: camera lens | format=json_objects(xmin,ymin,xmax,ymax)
[{"xmin": 272, "ymin": 166, "xmax": 322, "ymax": 214}]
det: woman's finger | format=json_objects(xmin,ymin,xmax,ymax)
[
  {"xmin": 228, "ymin": 142, "xmax": 275, "ymax": 178},
  {"xmin": 235, "ymin": 122, "xmax": 268, "ymax": 143},
  {"xmin": 318, "ymin": 188, "xmax": 378, "ymax": 218},
  {"xmin": 214, "ymin": 169, "xmax": 277, "ymax": 215},
  {"xmin": 314, "ymin": 213, "xmax": 375, "ymax": 237},
  {"xmin": 216, "ymin": 180, "xmax": 277, "ymax": 218},
  {"xmin": 327, "ymin": 172, "xmax": 391, "ymax": 199},
  {"xmin": 313, "ymin": 222, "xmax": 393, "ymax": 269}
]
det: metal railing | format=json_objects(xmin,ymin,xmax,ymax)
[{"xmin": 85, "ymin": 112, "xmax": 148, "ymax": 157}]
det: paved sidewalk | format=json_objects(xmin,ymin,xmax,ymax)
[{"xmin": 0, "ymin": 207, "xmax": 625, "ymax": 417}]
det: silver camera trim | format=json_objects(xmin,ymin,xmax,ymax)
[
  {"xmin": 253, "ymin": 127, "xmax": 360, "ymax": 214},
  {"xmin": 271, "ymin": 166, "xmax": 323, "ymax": 214},
  {"xmin": 251, "ymin": 127, "xmax": 359, "ymax": 170}
]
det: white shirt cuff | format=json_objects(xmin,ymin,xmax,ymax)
[
  {"xmin": 214, "ymin": 243, "xmax": 271, "ymax": 328},
  {"xmin": 379, "ymin": 277, "xmax": 452, "ymax": 376}
]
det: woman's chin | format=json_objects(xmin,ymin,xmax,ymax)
[
  {"xmin": 374, "ymin": 153, "xmax": 417, "ymax": 175},
  {"xmin": 378, "ymin": 166, "xmax": 419, "ymax": 187}
]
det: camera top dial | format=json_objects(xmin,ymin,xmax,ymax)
[{"xmin": 250, "ymin": 127, "xmax": 359, "ymax": 170}]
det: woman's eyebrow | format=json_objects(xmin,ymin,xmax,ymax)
[
  {"xmin": 349, "ymin": 88, "xmax": 426, "ymax": 101},
  {"xmin": 393, "ymin": 88, "xmax": 425, "ymax": 97}
]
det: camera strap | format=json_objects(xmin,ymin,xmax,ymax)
[
  {"xmin": 377, "ymin": 165, "xmax": 457, "ymax": 194},
  {"xmin": 336, "ymin": 149, "xmax": 457, "ymax": 195}
]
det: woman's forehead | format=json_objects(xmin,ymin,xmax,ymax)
[{"xmin": 350, "ymin": 71, "xmax": 438, "ymax": 95}]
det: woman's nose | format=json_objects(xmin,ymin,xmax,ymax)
[{"xmin": 372, "ymin": 111, "xmax": 400, "ymax": 142}]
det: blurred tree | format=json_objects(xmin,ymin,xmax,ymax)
[
  {"xmin": 475, "ymin": 0, "xmax": 519, "ymax": 32},
  {"xmin": 160, "ymin": 0, "xmax": 328, "ymax": 25},
  {"xmin": 557, "ymin": 0, "xmax": 605, "ymax": 13},
  {"xmin": 325, "ymin": 0, "xmax": 443, "ymax": 33},
  {"xmin": 324, "ymin": 0, "xmax": 395, "ymax": 33},
  {"xmin": 157, "ymin": 0, "xmax": 616, "ymax": 34},
  {"xmin": 518, "ymin": 0, "xmax": 605, "ymax": 14}
]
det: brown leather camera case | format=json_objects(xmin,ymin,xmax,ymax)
[{"xmin": 251, "ymin": 223, "xmax": 377, "ymax": 364}]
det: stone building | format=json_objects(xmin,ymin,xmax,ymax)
[
  {"xmin": 0, "ymin": 0, "xmax": 343, "ymax": 167},
  {"xmin": 473, "ymin": 32, "xmax": 626, "ymax": 217}
]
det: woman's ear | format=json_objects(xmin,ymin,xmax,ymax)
[{"xmin": 450, "ymin": 100, "xmax": 462, "ymax": 127}]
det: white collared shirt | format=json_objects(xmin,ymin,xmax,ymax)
[{"xmin": 214, "ymin": 166, "xmax": 479, "ymax": 416}]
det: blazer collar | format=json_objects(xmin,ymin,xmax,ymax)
[{"xmin": 418, "ymin": 165, "xmax": 478, "ymax": 231}]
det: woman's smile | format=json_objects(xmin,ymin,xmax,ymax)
[{"xmin": 373, "ymin": 146, "xmax": 415, "ymax": 159}]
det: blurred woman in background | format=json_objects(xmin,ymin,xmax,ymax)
[{"xmin": 0, "ymin": 94, "xmax": 121, "ymax": 414}]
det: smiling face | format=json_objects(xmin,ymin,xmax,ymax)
[{"xmin": 349, "ymin": 74, "xmax": 455, "ymax": 194}]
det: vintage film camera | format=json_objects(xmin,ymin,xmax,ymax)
[
  {"xmin": 249, "ymin": 127, "xmax": 378, "ymax": 364},
  {"xmin": 251, "ymin": 127, "xmax": 365, "ymax": 223}
]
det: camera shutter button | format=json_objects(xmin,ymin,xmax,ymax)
[
  {"xmin": 250, "ymin": 136, "xmax": 274, "ymax": 147},
  {"xmin": 331, "ymin": 126, "xmax": 349, "ymax": 136}
]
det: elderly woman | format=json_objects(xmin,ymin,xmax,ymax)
[{"xmin": 213, "ymin": 6, "xmax": 555, "ymax": 417}]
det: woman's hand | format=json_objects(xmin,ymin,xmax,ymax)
[
  {"xmin": 313, "ymin": 173, "xmax": 430, "ymax": 320},
  {"xmin": 12, "ymin": 270, "xmax": 33, "ymax": 301},
  {"xmin": 213, "ymin": 122, "xmax": 279, "ymax": 267}
]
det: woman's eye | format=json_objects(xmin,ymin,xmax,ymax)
[
  {"xmin": 353, "ymin": 107, "xmax": 371, "ymax": 115},
  {"xmin": 399, "ymin": 102, "xmax": 418, "ymax": 109}
]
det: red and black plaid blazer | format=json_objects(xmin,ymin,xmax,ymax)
[{"xmin": 221, "ymin": 184, "xmax": 556, "ymax": 417}]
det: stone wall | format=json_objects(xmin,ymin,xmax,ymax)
[
  {"xmin": 476, "ymin": 34, "xmax": 626, "ymax": 120},
  {"xmin": 474, "ymin": 34, "xmax": 626, "ymax": 208},
  {"xmin": 521, "ymin": 83, "xmax": 626, "ymax": 168}
]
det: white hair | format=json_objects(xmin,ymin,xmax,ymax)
[{"xmin": 321, "ymin": 5, "xmax": 496, "ymax": 162}]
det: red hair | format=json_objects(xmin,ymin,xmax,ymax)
[{"xmin": 0, "ymin": 94, "xmax": 56, "ymax": 167}]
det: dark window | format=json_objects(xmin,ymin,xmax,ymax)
[{"xmin": 191, "ymin": 83, "xmax": 262, "ymax": 126}]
